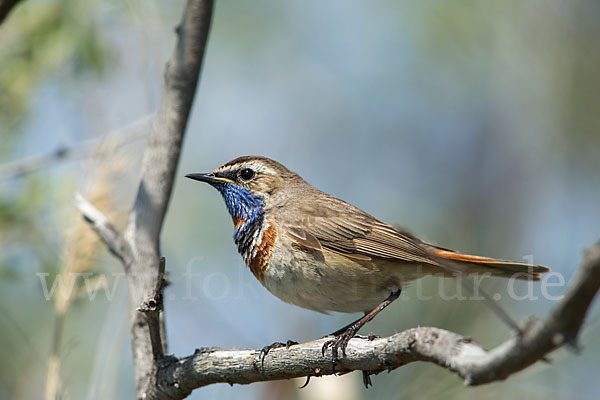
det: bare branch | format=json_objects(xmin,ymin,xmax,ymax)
[
  {"xmin": 142, "ymin": 240, "xmax": 600, "ymax": 399},
  {"xmin": 79, "ymin": 0, "xmax": 213, "ymax": 396},
  {"xmin": 124, "ymin": 0, "xmax": 213, "ymax": 249},
  {"xmin": 117, "ymin": 0, "xmax": 214, "ymax": 397},
  {"xmin": 76, "ymin": 194, "xmax": 132, "ymax": 265},
  {"xmin": 137, "ymin": 257, "xmax": 168, "ymax": 361},
  {"xmin": 462, "ymin": 239, "xmax": 600, "ymax": 385}
]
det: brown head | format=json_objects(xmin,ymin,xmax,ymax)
[{"xmin": 185, "ymin": 155, "xmax": 307, "ymax": 217}]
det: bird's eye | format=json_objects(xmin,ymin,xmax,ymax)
[{"xmin": 239, "ymin": 168, "xmax": 255, "ymax": 181}]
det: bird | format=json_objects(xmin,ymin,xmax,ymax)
[{"xmin": 186, "ymin": 155, "xmax": 549, "ymax": 363}]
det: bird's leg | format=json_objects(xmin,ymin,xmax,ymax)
[
  {"xmin": 322, "ymin": 289, "xmax": 401, "ymax": 365},
  {"xmin": 327, "ymin": 314, "xmax": 366, "ymax": 337}
]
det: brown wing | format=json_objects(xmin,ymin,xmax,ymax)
[
  {"xmin": 277, "ymin": 191, "xmax": 436, "ymax": 265},
  {"xmin": 276, "ymin": 189, "xmax": 549, "ymax": 280}
]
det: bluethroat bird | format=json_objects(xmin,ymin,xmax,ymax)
[{"xmin": 186, "ymin": 155, "xmax": 549, "ymax": 362}]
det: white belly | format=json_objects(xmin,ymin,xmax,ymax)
[{"xmin": 261, "ymin": 239, "xmax": 411, "ymax": 314}]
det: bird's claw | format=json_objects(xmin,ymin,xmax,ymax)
[
  {"xmin": 260, "ymin": 340, "xmax": 298, "ymax": 368},
  {"xmin": 321, "ymin": 327, "xmax": 357, "ymax": 365}
]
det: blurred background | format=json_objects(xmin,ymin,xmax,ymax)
[{"xmin": 1, "ymin": 0, "xmax": 599, "ymax": 399}]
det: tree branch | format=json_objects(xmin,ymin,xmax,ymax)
[
  {"xmin": 137, "ymin": 257, "xmax": 168, "ymax": 362},
  {"xmin": 78, "ymin": 0, "xmax": 213, "ymax": 398},
  {"xmin": 142, "ymin": 240, "xmax": 600, "ymax": 399},
  {"xmin": 76, "ymin": 194, "xmax": 132, "ymax": 265},
  {"xmin": 118, "ymin": 0, "xmax": 213, "ymax": 398}
]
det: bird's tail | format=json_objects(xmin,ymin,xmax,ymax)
[{"xmin": 429, "ymin": 248, "xmax": 550, "ymax": 281}]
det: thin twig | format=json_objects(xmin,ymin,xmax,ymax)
[
  {"xmin": 0, "ymin": 114, "xmax": 152, "ymax": 181},
  {"xmin": 460, "ymin": 276, "xmax": 523, "ymax": 333},
  {"xmin": 76, "ymin": 194, "xmax": 132, "ymax": 265}
]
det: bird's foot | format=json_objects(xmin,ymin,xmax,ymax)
[
  {"xmin": 260, "ymin": 340, "xmax": 298, "ymax": 367},
  {"xmin": 321, "ymin": 324, "xmax": 359, "ymax": 365}
]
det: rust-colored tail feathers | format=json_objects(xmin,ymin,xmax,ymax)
[{"xmin": 430, "ymin": 248, "xmax": 550, "ymax": 281}]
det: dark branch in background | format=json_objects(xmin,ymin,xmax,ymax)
[
  {"xmin": 78, "ymin": 0, "xmax": 214, "ymax": 398},
  {"xmin": 138, "ymin": 241, "xmax": 600, "ymax": 399},
  {"xmin": 0, "ymin": 0, "xmax": 24, "ymax": 25}
]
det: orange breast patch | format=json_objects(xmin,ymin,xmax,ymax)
[
  {"xmin": 232, "ymin": 215, "xmax": 247, "ymax": 229},
  {"xmin": 249, "ymin": 223, "xmax": 277, "ymax": 282}
]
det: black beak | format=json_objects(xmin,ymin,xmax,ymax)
[
  {"xmin": 185, "ymin": 172, "xmax": 215, "ymax": 183},
  {"xmin": 185, "ymin": 173, "xmax": 234, "ymax": 184}
]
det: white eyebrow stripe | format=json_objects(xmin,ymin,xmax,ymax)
[
  {"xmin": 214, "ymin": 161, "xmax": 277, "ymax": 176},
  {"xmin": 242, "ymin": 161, "xmax": 277, "ymax": 175}
]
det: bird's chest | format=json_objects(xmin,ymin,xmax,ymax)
[
  {"xmin": 235, "ymin": 221, "xmax": 334, "ymax": 310},
  {"xmin": 233, "ymin": 215, "xmax": 277, "ymax": 282},
  {"xmin": 260, "ymin": 229, "xmax": 396, "ymax": 314},
  {"xmin": 235, "ymin": 221, "xmax": 399, "ymax": 314}
]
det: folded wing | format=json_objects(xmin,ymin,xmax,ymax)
[{"xmin": 279, "ymin": 191, "xmax": 549, "ymax": 280}]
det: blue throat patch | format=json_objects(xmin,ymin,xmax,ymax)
[{"xmin": 211, "ymin": 182, "xmax": 265, "ymax": 255}]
